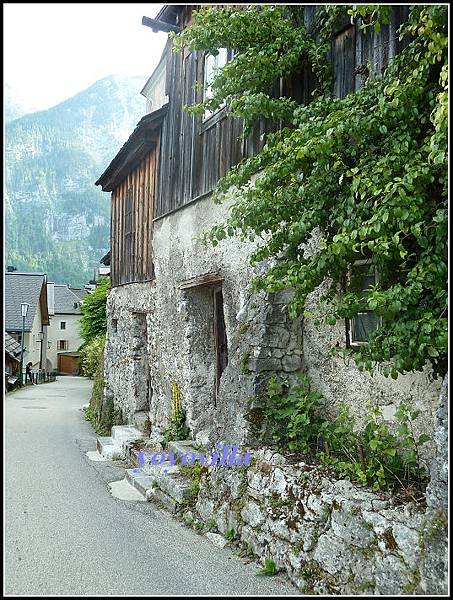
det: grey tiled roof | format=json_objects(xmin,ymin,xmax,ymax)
[
  {"xmin": 54, "ymin": 285, "xmax": 83, "ymax": 314},
  {"xmin": 5, "ymin": 272, "xmax": 46, "ymax": 332},
  {"xmin": 5, "ymin": 332, "xmax": 21, "ymax": 358},
  {"xmin": 69, "ymin": 287, "xmax": 89, "ymax": 300}
]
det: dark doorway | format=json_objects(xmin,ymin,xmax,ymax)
[{"xmin": 213, "ymin": 287, "xmax": 228, "ymax": 402}]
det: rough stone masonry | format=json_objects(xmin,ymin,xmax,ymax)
[
  {"xmin": 101, "ymin": 192, "xmax": 447, "ymax": 594},
  {"xmin": 187, "ymin": 380, "xmax": 447, "ymax": 595}
]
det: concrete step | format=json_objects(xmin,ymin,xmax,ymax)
[
  {"xmin": 148, "ymin": 488, "xmax": 180, "ymax": 514},
  {"xmin": 140, "ymin": 462, "xmax": 193, "ymax": 502},
  {"xmin": 167, "ymin": 440, "xmax": 199, "ymax": 456},
  {"xmin": 124, "ymin": 466, "xmax": 189, "ymax": 514},
  {"xmin": 141, "ymin": 459, "xmax": 180, "ymax": 477},
  {"xmin": 96, "ymin": 427, "xmax": 144, "ymax": 460},
  {"xmin": 96, "ymin": 436, "xmax": 113, "ymax": 453},
  {"xmin": 111, "ymin": 425, "xmax": 143, "ymax": 443},
  {"xmin": 96, "ymin": 436, "xmax": 123, "ymax": 460},
  {"xmin": 125, "ymin": 468, "xmax": 155, "ymax": 497}
]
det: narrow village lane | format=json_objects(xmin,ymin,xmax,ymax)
[{"xmin": 5, "ymin": 376, "xmax": 298, "ymax": 595}]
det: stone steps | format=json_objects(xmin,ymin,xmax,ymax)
[
  {"xmin": 142, "ymin": 462, "xmax": 193, "ymax": 502},
  {"xmin": 125, "ymin": 468, "xmax": 156, "ymax": 497},
  {"xmin": 120, "ymin": 440, "xmax": 199, "ymax": 512},
  {"xmin": 96, "ymin": 426, "xmax": 143, "ymax": 460},
  {"xmin": 111, "ymin": 425, "xmax": 143, "ymax": 443},
  {"xmin": 96, "ymin": 436, "xmax": 122, "ymax": 460}
]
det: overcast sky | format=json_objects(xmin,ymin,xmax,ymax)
[{"xmin": 3, "ymin": 3, "xmax": 168, "ymax": 112}]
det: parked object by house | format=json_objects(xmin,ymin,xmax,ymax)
[
  {"xmin": 5, "ymin": 271, "xmax": 50, "ymax": 378},
  {"xmin": 4, "ymin": 332, "xmax": 21, "ymax": 390},
  {"xmin": 46, "ymin": 284, "xmax": 86, "ymax": 374}
]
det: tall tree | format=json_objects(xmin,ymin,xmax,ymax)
[{"xmin": 80, "ymin": 276, "xmax": 110, "ymax": 344}]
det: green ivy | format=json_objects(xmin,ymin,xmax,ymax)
[
  {"xmin": 173, "ymin": 5, "xmax": 448, "ymax": 378},
  {"xmin": 79, "ymin": 334, "xmax": 105, "ymax": 379},
  {"xmin": 262, "ymin": 374, "xmax": 430, "ymax": 493}
]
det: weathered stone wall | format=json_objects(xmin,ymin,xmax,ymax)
[
  {"xmin": 104, "ymin": 195, "xmax": 447, "ymax": 593},
  {"xmin": 148, "ymin": 196, "xmax": 304, "ymax": 445},
  {"xmin": 302, "ymin": 284, "xmax": 441, "ymax": 457},
  {"xmin": 104, "ymin": 283, "xmax": 155, "ymax": 424},
  {"xmin": 418, "ymin": 375, "xmax": 448, "ymax": 595},
  {"xmin": 104, "ymin": 194, "xmax": 441, "ymax": 449},
  {"xmin": 190, "ymin": 441, "xmax": 447, "ymax": 595}
]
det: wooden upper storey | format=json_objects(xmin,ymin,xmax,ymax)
[{"xmin": 96, "ymin": 5, "xmax": 409, "ymax": 287}]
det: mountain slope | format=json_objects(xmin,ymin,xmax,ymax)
[
  {"xmin": 5, "ymin": 75, "xmax": 146, "ymax": 286},
  {"xmin": 4, "ymin": 83, "xmax": 40, "ymax": 122}
]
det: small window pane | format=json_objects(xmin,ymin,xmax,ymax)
[
  {"xmin": 203, "ymin": 48, "xmax": 229, "ymax": 118},
  {"xmin": 350, "ymin": 263, "xmax": 376, "ymax": 302},
  {"xmin": 351, "ymin": 312, "xmax": 380, "ymax": 343}
]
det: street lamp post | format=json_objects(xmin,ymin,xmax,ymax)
[{"xmin": 20, "ymin": 302, "xmax": 29, "ymax": 386}]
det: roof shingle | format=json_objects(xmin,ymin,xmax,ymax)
[
  {"xmin": 54, "ymin": 285, "xmax": 83, "ymax": 314},
  {"xmin": 5, "ymin": 332, "xmax": 21, "ymax": 358},
  {"xmin": 5, "ymin": 272, "xmax": 47, "ymax": 332}
]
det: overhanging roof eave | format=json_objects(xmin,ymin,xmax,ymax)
[{"xmin": 95, "ymin": 103, "xmax": 168, "ymax": 192}]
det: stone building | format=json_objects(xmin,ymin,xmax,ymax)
[{"xmin": 95, "ymin": 5, "xmax": 442, "ymax": 449}]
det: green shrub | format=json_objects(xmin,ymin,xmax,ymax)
[
  {"xmin": 257, "ymin": 559, "xmax": 277, "ymax": 576},
  {"xmin": 262, "ymin": 374, "xmax": 430, "ymax": 492},
  {"xmin": 79, "ymin": 276, "xmax": 109, "ymax": 343},
  {"xmin": 80, "ymin": 334, "xmax": 105, "ymax": 379}
]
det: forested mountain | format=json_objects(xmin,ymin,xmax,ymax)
[
  {"xmin": 5, "ymin": 75, "xmax": 146, "ymax": 286},
  {"xmin": 4, "ymin": 83, "xmax": 40, "ymax": 123}
]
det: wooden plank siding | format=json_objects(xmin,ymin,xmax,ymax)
[
  {"xmin": 108, "ymin": 148, "xmax": 159, "ymax": 287},
  {"xmin": 153, "ymin": 5, "xmax": 410, "ymax": 220},
  {"xmin": 103, "ymin": 6, "xmax": 410, "ymax": 288},
  {"xmin": 155, "ymin": 27, "xmax": 270, "ymax": 220}
]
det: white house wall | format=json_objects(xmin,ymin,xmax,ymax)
[
  {"xmin": 22, "ymin": 309, "xmax": 44, "ymax": 370},
  {"xmin": 46, "ymin": 313, "xmax": 84, "ymax": 370}
]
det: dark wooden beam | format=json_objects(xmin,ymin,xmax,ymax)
[
  {"xmin": 179, "ymin": 272, "xmax": 224, "ymax": 290},
  {"xmin": 142, "ymin": 16, "xmax": 181, "ymax": 34}
]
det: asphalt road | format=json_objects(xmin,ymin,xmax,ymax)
[{"xmin": 5, "ymin": 376, "xmax": 298, "ymax": 595}]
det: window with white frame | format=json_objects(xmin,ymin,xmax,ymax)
[
  {"xmin": 58, "ymin": 340, "xmax": 69, "ymax": 351},
  {"xmin": 203, "ymin": 48, "xmax": 230, "ymax": 119},
  {"xmin": 347, "ymin": 260, "xmax": 381, "ymax": 345},
  {"xmin": 60, "ymin": 321, "xmax": 66, "ymax": 330}
]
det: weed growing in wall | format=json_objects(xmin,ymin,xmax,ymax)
[
  {"xmin": 256, "ymin": 559, "xmax": 278, "ymax": 577},
  {"xmin": 162, "ymin": 382, "xmax": 190, "ymax": 446},
  {"xmin": 262, "ymin": 374, "xmax": 430, "ymax": 494}
]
